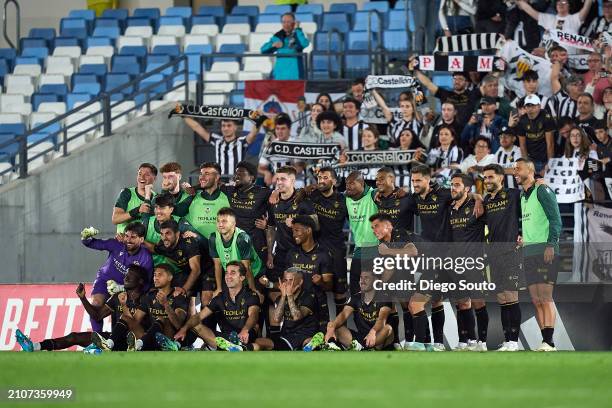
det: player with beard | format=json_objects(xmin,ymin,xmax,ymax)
[
  {"xmin": 154, "ymin": 162, "xmax": 191, "ymax": 217},
  {"xmin": 286, "ymin": 215, "xmax": 333, "ymax": 332},
  {"xmin": 15, "ymin": 265, "xmax": 148, "ymax": 352},
  {"xmin": 482, "ymin": 164, "xmax": 523, "ymax": 351},
  {"xmin": 448, "ymin": 173, "xmax": 488, "ymax": 352},
  {"xmin": 325, "ymin": 270, "xmax": 393, "ymax": 351},
  {"xmin": 81, "ymin": 222, "xmax": 153, "ymax": 333},
  {"xmin": 373, "ymin": 167, "xmax": 416, "ymax": 238},
  {"xmin": 220, "ymin": 161, "xmax": 271, "ymax": 267},
  {"xmin": 183, "ymin": 162, "xmax": 231, "ymax": 241},
  {"xmin": 173, "ymin": 261, "xmax": 261, "ymax": 351},
  {"xmin": 514, "ymin": 158, "xmax": 561, "ymax": 351},
  {"xmin": 303, "ymin": 167, "xmax": 349, "ymax": 316}
]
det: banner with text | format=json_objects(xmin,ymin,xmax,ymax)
[{"xmin": 544, "ymin": 157, "xmax": 585, "ymax": 203}]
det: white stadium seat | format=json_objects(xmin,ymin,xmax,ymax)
[
  {"xmin": 237, "ymin": 71, "xmax": 264, "ymax": 81},
  {"xmin": 255, "ymin": 23, "xmax": 281, "ymax": 33},
  {"xmin": 117, "ymin": 36, "xmax": 145, "ymax": 51},
  {"xmin": 157, "ymin": 25, "xmax": 186, "ymax": 38},
  {"xmin": 38, "ymin": 74, "xmax": 66, "ymax": 87},
  {"xmin": 125, "ymin": 26, "xmax": 153, "ymax": 38},
  {"xmin": 30, "ymin": 112, "xmax": 58, "ymax": 128},
  {"xmin": 215, "ymin": 33, "xmax": 242, "ymax": 51},
  {"xmin": 5, "ymin": 84, "xmax": 35, "ymax": 98},
  {"xmin": 203, "ymin": 72, "xmax": 234, "ymax": 93},
  {"xmin": 301, "ymin": 22, "xmax": 318, "ymax": 37},
  {"xmin": 13, "ymin": 64, "xmax": 41, "ymax": 76},
  {"xmin": 37, "ymin": 102, "xmax": 67, "ymax": 115},
  {"xmin": 202, "ymin": 94, "xmax": 227, "ymax": 105},
  {"xmin": 52, "ymin": 46, "xmax": 82, "ymax": 59},
  {"xmin": 2, "ymin": 102, "xmax": 32, "ymax": 116},
  {"xmin": 4, "ymin": 74, "xmax": 33, "ymax": 89},
  {"xmin": 0, "ymin": 113, "xmax": 24, "ymax": 124},
  {"xmin": 190, "ymin": 24, "xmax": 219, "ymax": 37},
  {"xmin": 86, "ymin": 46, "xmax": 115, "ymax": 59},
  {"xmin": 78, "ymin": 55, "xmax": 106, "ymax": 67},
  {"xmin": 150, "ymin": 35, "xmax": 178, "ymax": 49},
  {"xmin": 248, "ymin": 33, "xmax": 273, "ymax": 53},
  {"xmin": 210, "ymin": 61, "xmax": 240, "ymax": 79},
  {"xmin": 183, "ymin": 34, "xmax": 210, "ymax": 48},
  {"xmin": 243, "ymin": 56, "xmax": 273, "ymax": 75},
  {"xmin": 222, "ymin": 23, "xmax": 251, "ymax": 38},
  {"xmin": 65, "ymin": 112, "xmax": 99, "ymax": 149}
]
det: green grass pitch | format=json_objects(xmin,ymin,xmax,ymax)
[{"xmin": 1, "ymin": 352, "xmax": 611, "ymax": 408}]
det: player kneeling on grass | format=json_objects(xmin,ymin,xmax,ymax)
[
  {"xmin": 254, "ymin": 268, "xmax": 325, "ymax": 351},
  {"xmin": 16, "ymin": 265, "xmax": 148, "ymax": 352},
  {"xmin": 120, "ymin": 264, "xmax": 189, "ymax": 351},
  {"xmin": 324, "ymin": 270, "xmax": 393, "ymax": 351},
  {"xmin": 172, "ymin": 261, "xmax": 261, "ymax": 351}
]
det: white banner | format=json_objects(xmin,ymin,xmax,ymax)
[
  {"xmin": 544, "ymin": 157, "xmax": 585, "ymax": 203},
  {"xmin": 568, "ymin": 54, "xmax": 590, "ymax": 70},
  {"xmin": 498, "ymin": 40, "xmax": 553, "ymax": 98},
  {"xmin": 586, "ymin": 205, "xmax": 612, "ymax": 282},
  {"xmin": 364, "ymin": 75, "xmax": 418, "ymax": 90},
  {"xmin": 548, "ymin": 30, "xmax": 595, "ymax": 52}
]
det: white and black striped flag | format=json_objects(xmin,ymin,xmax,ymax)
[{"xmin": 434, "ymin": 33, "xmax": 504, "ymax": 53}]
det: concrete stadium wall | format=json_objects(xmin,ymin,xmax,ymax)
[{"xmin": 0, "ymin": 104, "xmax": 194, "ymax": 283}]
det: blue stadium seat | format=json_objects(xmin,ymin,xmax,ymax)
[
  {"xmin": 30, "ymin": 119, "xmax": 60, "ymax": 140},
  {"xmin": 134, "ymin": 8, "xmax": 161, "ymax": 21},
  {"xmin": 313, "ymin": 32, "xmax": 342, "ymax": 77},
  {"xmin": 105, "ymin": 73, "xmax": 133, "ymax": 96},
  {"xmin": 257, "ymin": 13, "xmax": 282, "ymax": 24},
  {"xmin": 126, "ymin": 17, "xmax": 153, "ymax": 28},
  {"xmin": 166, "ymin": 6, "xmax": 192, "ymax": 19},
  {"xmin": 0, "ymin": 60, "xmax": 9, "ymax": 82},
  {"xmin": 20, "ymin": 38, "xmax": 48, "ymax": 50},
  {"xmin": 73, "ymin": 82, "xmax": 101, "ymax": 96},
  {"xmin": 353, "ymin": 11, "xmax": 382, "ymax": 32},
  {"xmin": 345, "ymin": 33, "xmax": 374, "ymax": 77},
  {"xmin": 0, "ymin": 48, "xmax": 17, "ymax": 63},
  {"xmin": 322, "ymin": 13, "xmax": 350, "ymax": 33},
  {"xmin": 39, "ymin": 84, "xmax": 69, "ymax": 99},
  {"xmin": 71, "ymin": 73, "xmax": 98, "ymax": 86},
  {"xmin": 94, "ymin": 18, "xmax": 120, "ymax": 29},
  {"xmin": 54, "ymin": 37, "xmax": 82, "ymax": 49},
  {"xmin": 191, "ymin": 15, "xmax": 216, "ymax": 26},
  {"xmin": 21, "ymin": 47, "xmax": 49, "ymax": 59},
  {"xmin": 93, "ymin": 26, "xmax": 120, "ymax": 40},
  {"xmin": 185, "ymin": 44, "xmax": 213, "ymax": 73},
  {"xmin": 29, "ymin": 28, "xmax": 56, "ymax": 41},
  {"xmin": 138, "ymin": 74, "xmax": 168, "ymax": 97},
  {"xmin": 264, "ymin": 5, "xmax": 291, "ymax": 14},
  {"xmin": 229, "ymin": 90, "xmax": 244, "ymax": 106},
  {"xmin": 86, "ymin": 36, "xmax": 113, "ymax": 47},
  {"xmin": 231, "ymin": 5, "xmax": 259, "ymax": 18},
  {"xmin": 0, "ymin": 133, "xmax": 18, "ymax": 163},
  {"xmin": 347, "ymin": 30, "xmax": 379, "ymax": 49},
  {"xmin": 297, "ymin": 4, "xmax": 324, "ymax": 16},
  {"xmin": 119, "ymin": 45, "xmax": 147, "ymax": 58},
  {"xmin": 330, "ymin": 3, "xmax": 357, "ymax": 15},
  {"xmin": 28, "ymin": 132, "xmax": 57, "ymax": 147},
  {"xmin": 32, "ymin": 93, "xmax": 60, "ymax": 110},
  {"xmin": 362, "ymin": 1, "xmax": 390, "ymax": 13},
  {"xmin": 394, "ymin": 1, "xmax": 407, "ymax": 9},
  {"xmin": 146, "ymin": 54, "xmax": 171, "ymax": 66},
  {"xmin": 225, "ymin": 14, "xmax": 251, "ymax": 25},
  {"xmin": 15, "ymin": 56, "xmax": 42, "ymax": 67},
  {"xmin": 383, "ymin": 29, "xmax": 409, "ymax": 52},
  {"xmin": 217, "ymin": 43, "xmax": 246, "ymax": 63},
  {"xmin": 102, "ymin": 8, "xmax": 129, "ymax": 21},
  {"xmin": 66, "ymin": 92, "xmax": 91, "ymax": 109},
  {"xmin": 69, "ymin": 9, "xmax": 95, "ymax": 22},
  {"xmin": 60, "ymin": 27, "xmax": 88, "ymax": 40},
  {"xmin": 144, "ymin": 61, "xmax": 173, "ymax": 77},
  {"xmin": 79, "ymin": 64, "xmax": 107, "ymax": 85},
  {"xmin": 197, "ymin": 5, "xmax": 225, "ymax": 17},
  {"xmin": 111, "ymin": 55, "xmax": 142, "ymax": 75},
  {"xmin": 152, "ymin": 45, "xmax": 181, "ymax": 58},
  {"xmin": 158, "ymin": 16, "xmax": 184, "ymax": 27},
  {"xmin": 294, "ymin": 13, "xmax": 315, "ymax": 23},
  {"xmin": 60, "ymin": 18, "xmax": 88, "ymax": 32},
  {"xmin": 388, "ymin": 10, "xmax": 408, "ymax": 30}
]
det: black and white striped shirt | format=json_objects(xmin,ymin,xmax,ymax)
[
  {"xmin": 554, "ymin": 90, "xmax": 578, "ymax": 119},
  {"xmin": 210, "ymin": 133, "xmax": 248, "ymax": 177},
  {"xmin": 493, "ymin": 145, "xmax": 522, "ymax": 189},
  {"xmin": 343, "ymin": 121, "xmax": 368, "ymax": 151},
  {"xmin": 511, "ymin": 93, "xmax": 557, "ymax": 117},
  {"xmin": 583, "ymin": 16, "xmax": 612, "ymax": 39},
  {"xmin": 388, "ymin": 117, "xmax": 423, "ymax": 144}
]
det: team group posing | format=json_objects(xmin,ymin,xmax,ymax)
[{"xmin": 15, "ymin": 152, "xmax": 561, "ymax": 353}]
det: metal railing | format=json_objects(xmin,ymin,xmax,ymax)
[
  {"xmin": 0, "ymin": 55, "xmax": 188, "ymax": 181},
  {"xmin": 2, "ymin": 0, "xmax": 19, "ymax": 51}
]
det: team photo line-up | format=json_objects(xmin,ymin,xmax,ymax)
[{"xmin": 14, "ymin": 150, "xmax": 565, "ymax": 353}]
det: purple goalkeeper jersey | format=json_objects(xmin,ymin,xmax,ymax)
[{"xmin": 82, "ymin": 238, "xmax": 153, "ymax": 295}]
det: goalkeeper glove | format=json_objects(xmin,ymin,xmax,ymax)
[
  {"xmin": 80, "ymin": 226, "xmax": 99, "ymax": 240},
  {"xmin": 107, "ymin": 280, "xmax": 125, "ymax": 295}
]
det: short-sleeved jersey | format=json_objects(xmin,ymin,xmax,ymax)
[
  {"xmin": 514, "ymin": 110, "xmax": 555, "ymax": 163},
  {"xmin": 374, "ymin": 189, "xmax": 416, "ymax": 232},
  {"xmin": 138, "ymin": 289, "xmax": 188, "ymax": 321},
  {"xmin": 278, "ymin": 289, "xmax": 318, "ymax": 336},
  {"xmin": 270, "ymin": 190, "xmax": 314, "ymax": 253},
  {"xmin": 105, "ymin": 292, "xmax": 145, "ymax": 326},
  {"xmin": 305, "ymin": 189, "xmax": 348, "ymax": 249},
  {"xmin": 348, "ymin": 294, "xmax": 392, "ymax": 335},
  {"xmin": 154, "ymin": 236, "xmax": 201, "ymax": 275},
  {"xmin": 207, "ymin": 287, "xmax": 260, "ymax": 333},
  {"xmin": 285, "ymin": 243, "xmax": 332, "ymax": 292},
  {"xmin": 412, "ymin": 183, "xmax": 453, "ymax": 242},
  {"xmin": 483, "ymin": 188, "xmax": 521, "ymax": 246}
]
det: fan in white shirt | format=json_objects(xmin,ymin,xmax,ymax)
[{"xmin": 459, "ymin": 136, "xmax": 496, "ymax": 174}]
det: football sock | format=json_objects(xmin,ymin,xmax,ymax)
[
  {"xmin": 403, "ymin": 310, "xmax": 414, "ymax": 342},
  {"xmin": 431, "ymin": 305, "xmax": 444, "ymax": 344},
  {"xmin": 475, "ymin": 306, "xmax": 488, "ymax": 342},
  {"xmin": 508, "ymin": 302, "xmax": 522, "ymax": 342}
]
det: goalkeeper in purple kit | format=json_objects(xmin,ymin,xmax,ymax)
[{"xmin": 81, "ymin": 222, "xmax": 153, "ymax": 332}]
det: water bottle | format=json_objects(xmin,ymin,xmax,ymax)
[
  {"xmin": 83, "ymin": 347, "xmax": 102, "ymax": 355},
  {"xmin": 229, "ymin": 331, "xmax": 240, "ymax": 345}
]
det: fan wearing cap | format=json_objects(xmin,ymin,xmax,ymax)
[
  {"xmin": 516, "ymin": 0, "xmax": 593, "ymax": 54},
  {"xmin": 509, "ymin": 93, "xmax": 556, "ymax": 175},
  {"xmin": 493, "ymin": 126, "xmax": 523, "ymax": 189},
  {"xmin": 510, "ymin": 70, "xmax": 556, "ymax": 117},
  {"xmin": 409, "ymin": 57, "xmax": 481, "ymax": 128},
  {"xmin": 285, "ymin": 215, "xmax": 334, "ymax": 333},
  {"xmin": 552, "ymin": 63, "xmax": 586, "ymax": 119},
  {"xmin": 460, "ymin": 96, "xmax": 507, "ymax": 154}
]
